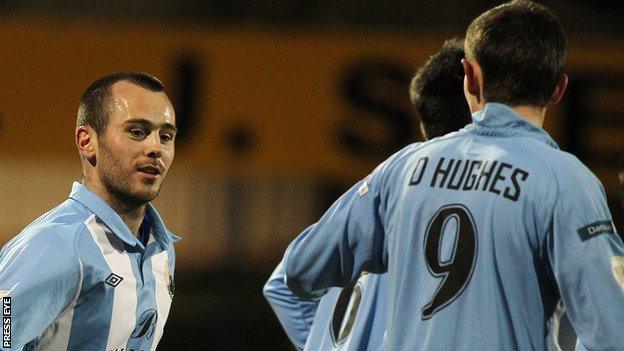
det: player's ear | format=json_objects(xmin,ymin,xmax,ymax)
[
  {"xmin": 462, "ymin": 59, "xmax": 481, "ymax": 101},
  {"xmin": 548, "ymin": 73, "xmax": 568, "ymax": 105},
  {"xmin": 76, "ymin": 125, "xmax": 97, "ymax": 165}
]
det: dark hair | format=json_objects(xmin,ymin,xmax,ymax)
[
  {"xmin": 465, "ymin": 0, "xmax": 567, "ymax": 107},
  {"xmin": 410, "ymin": 39, "xmax": 471, "ymax": 139},
  {"xmin": 77, "ymin": 72, "xmax": 165, "ymax": 134}
]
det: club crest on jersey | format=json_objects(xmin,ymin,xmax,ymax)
[
  {"xmin": 165, "ymin": 261, "xmax": 174, "ymax": 299},
  {"xmin": 358, "ymin": 179, "xmax": 370, "ymax": 197},
  {"xmin": 612, "ymin": 256, "xmax": 624, "ymax": 290}
]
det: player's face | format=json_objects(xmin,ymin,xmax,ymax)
[{"xmin": 94, "ymin": 81, "xmax": 176, "ymax": 207}]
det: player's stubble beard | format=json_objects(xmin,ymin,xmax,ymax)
[{"xmin": 96, "ymin": 138, "xmax": 164, "ymax": 210}]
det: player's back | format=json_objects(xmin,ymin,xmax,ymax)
[{"xmin": 383, "ymin": 103, "xmax": 587, "ymax": 350}]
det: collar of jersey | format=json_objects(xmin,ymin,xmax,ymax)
[
  {"xmin": 69, "ymin": 181, "xmax": 180, "ymax": 250},
  {"xmin": 465, "ymin": 102, "xmax": 559, "ymax": 149}
]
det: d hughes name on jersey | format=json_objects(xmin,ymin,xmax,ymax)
[{"xmin": 409, "ymin": 157, "xmax": 530, "ymax": 202}]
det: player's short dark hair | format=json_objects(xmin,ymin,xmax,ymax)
[
  {"xmin": 410, "ymin": 39, "xmax": 471, "ymax": 139},
  {"xmin": 465, "ymin": 0, "xmax": 567, "ymax": 107},
  {"xmin": 77, "ymin": 72, "xmax": 165, "ymax": 134}
]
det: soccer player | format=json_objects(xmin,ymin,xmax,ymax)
[
  {"xmin": 0, "ymin": 72, "xmax": 179, "ymax": 350},
  {"xmin": 283, "ymin": 1, "xmax": 624, "ymax": 350},
  {"xmin": 264, "ymin": 39, "xmax": 472, "ymax": 350}
]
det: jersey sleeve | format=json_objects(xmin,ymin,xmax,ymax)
[
  {"xmin": 0, "ymin": 229, "xmax": 82, "ymax": 349},
  {"xmin": 284, "ymin": 152, "xmax": 396, "ymax": 299},
  {"xmin": 263, "ymin": 260, "xmax": 318, "ymax": 350},
  {"xmin": 548, "ymin": 177, "xmax": 624, "ymax": 350}
]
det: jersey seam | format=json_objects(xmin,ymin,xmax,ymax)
[
  {"xmin": 33, "ymin": 218, "xmax": 87, "ymax": 350},
  {"xmin": 57, "ymin": 257, "xmax": 84, "ymax": 317},
  {"xmin": 513, "ymin": 136, "xmax": 560, "ymax": 225},
  {"xmin": 66, "ymin": 218, "xmax": 94, "ymax": 311}
]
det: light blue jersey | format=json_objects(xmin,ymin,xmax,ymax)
[
  {"xmin": 264, "ymin": 261, "xmax": 386, "ymax": 350},
  {"xmin": 0, "ymin": 182, "xmax": 179, "ymax": 350},
  {"xmin": 303, "ymin": 273, "xmax": 386, "ymax": 351},
  {"xmin": 264, "ymin": 261, "xmax": 318, "ymax": 349},
  {"xmin": 285, "ymin": 103, "xmax": 624, "ymax": 351}
]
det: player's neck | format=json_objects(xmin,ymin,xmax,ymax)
[
  {"xmin": 82, "ymin": 180, "xmax": 147, "ymax": 235},
  {"xmin": 509, "ymin": 105, "xmax": 546, "ymax": 128},
  {"xmin": 116, "ymin": 205, "xmax": 147, "ymax": 236},
  {"xmin": 102, "ymin": 196, "xmax": 147, "ymax": 236},
  {"xmin": 103, "ymin": 194, "xmax": 146, "ymax": 236}
]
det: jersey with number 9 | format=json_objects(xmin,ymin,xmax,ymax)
[{"xmin": 284, "ymin": 103, "xmax": 624, "ymax": 351}]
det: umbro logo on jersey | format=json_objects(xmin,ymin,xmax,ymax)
[{"xmin": 105, "ymin": 273, "xmax": 124, "ymax": 287}]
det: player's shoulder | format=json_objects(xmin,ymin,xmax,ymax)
[
  {"xmin": 4, "ymin": 198, "xmax": 94, "ymax": 253},
  {"xmin": 385, "ymin": 142, "xmax": 424, "ymax": 164},
  {"xmin": 528, "ymin": 144, "xmax": 602, "ymax": 192},
  {"xmin": 403, "ymin": 129, "xmax": 471, "ymax": 157}
]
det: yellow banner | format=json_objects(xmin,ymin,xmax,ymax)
[{"xmin": 0, "ymin": 19, "xmax": 622, "ymax": 180}]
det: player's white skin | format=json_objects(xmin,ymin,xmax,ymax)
[
  {"xmin": 461, "ymin": 58, "xmax": 568, "ymax": 126},
  {"xmin": 75, "ymin": 81, "xmax": 177, "ymax": 235}
]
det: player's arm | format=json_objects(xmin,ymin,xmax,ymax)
[
  {"xmin": 263, "ymin": 260, "xmax": 319, "ymax": 350},
  {"xmin": 284, "ymin": 152, "xmax": 397, "ymax": 299},
  {"xmin": 548, "ymin": 176, "xmax": 624, "ymax": 350},
  {"xmin": 0, "ymin": 230, "xmax": 81, "ymax": 349}
]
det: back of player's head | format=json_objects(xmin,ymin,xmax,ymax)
[
  {"xmin": 465, "ymin": 0, "xmax": 567, "ymax": 107},
  {"xmin": 410, "ymin": 39, "xmax": 471, "ymax": 140},
  {"xmin": 77, "ymin": 71, "xmax": 165, "ymax": 135}
]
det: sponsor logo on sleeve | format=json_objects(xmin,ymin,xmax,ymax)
[
  {"xmin": 612, "ymin": 256, "xmax": 624, "ymax": 290},
  {"xmin": 577, "ymin": 220, "xmax": 616, "ymax": 241}
]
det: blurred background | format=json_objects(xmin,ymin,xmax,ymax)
[{"xmin": 0, "ymin": 1, "xmax": 622, "ymax": 349}]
